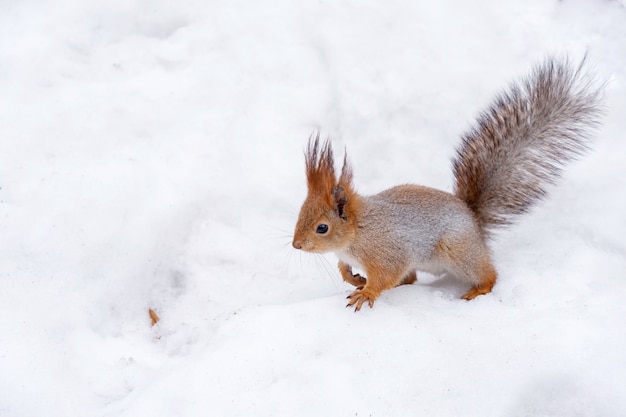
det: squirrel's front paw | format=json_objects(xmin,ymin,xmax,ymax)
[
  {"xmin": 338, "ymin": 262, "xmax": 368, "ymax": 288},
  {"xmin": 344, "ymin": 273, "xmax": 367, "ymax": 288},
  {"xmin": 346, "ymin": 287, "xmax": 379, "ymax": 312}
]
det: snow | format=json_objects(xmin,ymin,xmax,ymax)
[{"xmin": 1, "ymin": 0, "xmax": 625, "ymax": 416}]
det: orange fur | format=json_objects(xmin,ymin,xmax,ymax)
[
  {"xmin": 434, "ymin": 235, "xmax": 497, "ymax": 300},
  {"xmin": 399, "ymin": 271, "xmax": 417, "ymax": 286}
]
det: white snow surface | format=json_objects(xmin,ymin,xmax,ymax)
[{"xmin": 1, "ymin": 1, "xmax": 625, "ymax": 416}]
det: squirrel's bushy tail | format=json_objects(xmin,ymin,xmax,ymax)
[{"xmin": 452, "ymin": 57, "xmax": 604, "ymax": 233}]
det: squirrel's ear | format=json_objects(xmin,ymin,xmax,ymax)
[
  {"xmin": 332, "ymin": 185, "xmax": 348, "ymax": 220},
  {"xmin": 333, "ymin": 150, "xmax": 354, "ymax": 220}
]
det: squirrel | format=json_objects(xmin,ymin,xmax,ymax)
[{"xmin": 292, "ymin": 57, "xmax": 604, "ymax": 311}]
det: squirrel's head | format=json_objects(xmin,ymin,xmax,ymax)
[{"xmin": 292, "ymin": 135, "xmax": 359, "ymax": 253}]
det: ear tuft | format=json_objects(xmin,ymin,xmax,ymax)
[
  {"xmin": 304, "ymin": 133, "xmax": 336, "ymax": 201},
  {"xmin": 339, "ymin": 151, "xmax": 353, "ymax": 187}
]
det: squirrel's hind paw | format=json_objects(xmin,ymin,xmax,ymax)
[{"xmin": 461, "ymin": 284, "xmax": 493, "ymax": 300}]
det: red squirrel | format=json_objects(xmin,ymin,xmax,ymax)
[{"xmin": 292, "ymin": 57, "xmax": 604, "ymax": 311}]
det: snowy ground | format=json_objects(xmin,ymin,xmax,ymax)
[{"xmin": 1, "ymin": 0, "xmax": 625, "ymax": 416}]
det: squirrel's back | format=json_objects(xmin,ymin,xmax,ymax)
[{"xmin": 453, "ymin": 57, "xmax": 604, "ymax": 233}]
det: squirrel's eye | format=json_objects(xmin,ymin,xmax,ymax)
[{"xmin": 316, "ymin": 224, "xmax": 329, "ymax": 234}]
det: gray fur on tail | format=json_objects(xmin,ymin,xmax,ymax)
[{"xmin": 452, "ymin": 57, "xmax": 604, "ymax": 232}]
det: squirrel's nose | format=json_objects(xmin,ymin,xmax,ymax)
[{"xmin": 292, "ymin": 240, "xmax": 302, "ymax": 250}]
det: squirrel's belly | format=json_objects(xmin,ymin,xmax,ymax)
[
  {"xmin": 412, "ymin": 257, "xmax": 449, "ymax": 276},
  {"xmin": 335, "ymin": 249, "xmax": 365, "ymax": 271}
]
